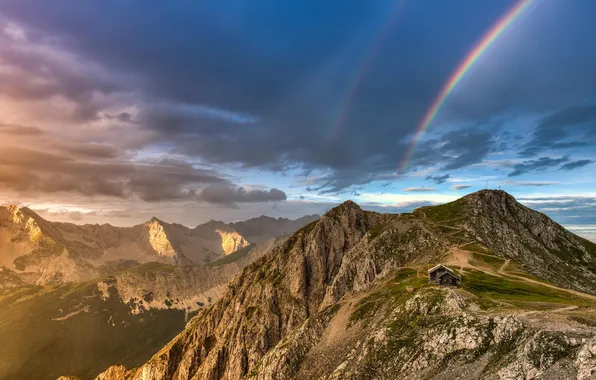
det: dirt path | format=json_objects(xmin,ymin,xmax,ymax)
[
  {"xmin": 501, "ymin": 269, "xmax": 596, "ymax": 301},
  {"xmin": 445, "ymin": 248, "xmax": 596, "ymax": 302},
  {"xmin": 518, "ymin": 305, "xmax": 579, "ymax": 317},
  {"xmin": 498, "ymin": 259, "xmax": 510, "ymax": 274}
]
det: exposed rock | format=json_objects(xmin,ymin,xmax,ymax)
[
  {"xmin": 0, "ymin": 266, "xmax": 26, "ymax": 288},
  {"xmin": 215, "ymin": 229, "xmax": 250, "ymax": 255}
]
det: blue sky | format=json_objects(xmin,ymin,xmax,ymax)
[{"xmin": 0, "ymin": 0, "xmax": 595, "ymax": 240}]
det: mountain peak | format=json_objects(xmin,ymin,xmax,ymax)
[
  {"xmin": 148, "ymin": 216, "xmax": 163, "ymax": 224},
  {"xmin": 326, "ymin": 200, "xmax": 361, "ymax": 215},
  {"xmin": 467, "ymin": 189, "xmax": 515, "ymax": 200},
  {"xmin": 462, "ymin": 189, "xmax": 520, "ymax": 212}
]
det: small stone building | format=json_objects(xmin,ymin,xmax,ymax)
[{"xmin": 428, "ymin": 264, "xmax": 460, "ymax": 286}]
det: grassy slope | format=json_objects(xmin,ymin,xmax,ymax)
[
  {"xmin": 0, "ymin": 283, "xmax": 187, "ymax": 380},
  {"xmin": 349, "ymin": 267, "xmax": 596, "ymax": 326}
]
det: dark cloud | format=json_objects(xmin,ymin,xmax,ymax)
[
  {"xmin": 0, "ymin": 0, "xmax": 595, "ymax": 212},
  {"xmin": 59, "ymin": 143, "xmax": 120, "ymax": 159},
  {"xmin": 451, "ymin": 184, "xmax": 472, "ymax": 190},
  {"xmin": 197, "ymin": 185, "xmax": 287, "ymax": 205},
  {"xmin": 508, "ymin": 156, "xmax": 569, "ymax": 177},
  {"xmin": 426, "ymin": 174, "xmax": 450, "ymax": 184},
  {"xmin": 0, "ymin": 145, "xmax": 231, "ymax": 201},
  {"xmin": 560, "ymin": 159, "xmax": 593, "ymax": 171},
  {"xmin": 0, "ymin": 2, "xmax": 514, "ymax": 195},
  {"xmin": 520, "ymin": 105, "xmax": 596, "ymax": 157},
  {"xmin": 517, "ymin": 196, "xmax": 596, "ymax": 226}
]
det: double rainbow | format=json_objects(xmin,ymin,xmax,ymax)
[{"xmin": 399, "ymin": 0, "xmax": 534, "ymax": 173}]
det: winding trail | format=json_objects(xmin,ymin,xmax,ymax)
[{"xmin": 445, "ymin": 247, "xmax": 596, "ymax": 302}]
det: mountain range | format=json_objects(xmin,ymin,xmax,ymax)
[
  {"xmin": 0, "ymin": 205, "xmax": 318, "ymax": 285},
  {"xmin": 0, "ymin": 209, "xmax": 317, "ymax": 380},
  {"xmin": 89, "ymin": 190, "xmax": 596, "ymax": 380}
]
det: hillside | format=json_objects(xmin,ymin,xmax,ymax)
[
  {"xmin": 0, "ymin": 207, "xmax": 318, "ymax": 285},
  {"xmin": 93, "ymin": 191, "xmax": 596, "ymax": 380}
]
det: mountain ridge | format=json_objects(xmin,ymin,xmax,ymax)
[{"xmin": 0, "ymin": 206, "xmax": 319, "ymax": 285}]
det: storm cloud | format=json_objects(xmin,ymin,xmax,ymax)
[{"xmin": 0, "ymin": 1, "xmax": 595, "ymax": 236}]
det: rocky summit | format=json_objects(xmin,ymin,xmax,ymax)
[{"xmin": 92, "ymin": 190, "xmax": 596, "ymax": 380}]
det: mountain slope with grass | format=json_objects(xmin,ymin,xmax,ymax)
[
  {"xmin": 415, "ymin": 190, "xmax": 596, "ymax": 295},
  {"xmin": 93, "ymin": 190, "xmax": 596, "ymax": 380}
]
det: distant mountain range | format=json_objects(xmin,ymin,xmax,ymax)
[
  {"xmin": 0, "ymin": 208, "xmax": 318, "ymax": 380},
  {"xmin": 0, "ymin": 205, "xmax": 318, "ymax": 285},
  {"xmin": 92, "ymin": 190, "xmax": 596, "ymax": 380}
]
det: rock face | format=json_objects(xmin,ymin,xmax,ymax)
[
  {"xmin": 94, "ymin": 191, "xmax": 596, "ymax": 380},
  {"xmin": 215, "ymin": 229, "xmax": 250, "ymax": 255},
  {"xmin": 0, "ymin": 207, "xmax": 315, "ymax": 285},
  {"xmin": 0, "ymin": 266, "xmax": 25, "ymax": 288}
]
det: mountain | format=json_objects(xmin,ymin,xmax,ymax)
[
  {"xmin": 0, "ymin": 237, "xmax": 284, "ymax": 380},
  {"xmin": 230, "ymin": 215, "xmax": 320, "ymax": 243},
  {"xmin": 0, "ymin": 209, "xmax": 317, "ymax": 380},
  {"xmin": 0, "ymin": 206, "xmax": 318, "ymax": 285},
  {"xmin": 94, "ymin": 190, "xmax": 596, "ymax": 380}
]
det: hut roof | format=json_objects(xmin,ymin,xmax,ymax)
[{"xmin": 427, "ymin": 264, "xmax": 455, "ymax": 275}]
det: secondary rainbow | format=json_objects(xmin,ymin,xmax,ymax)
[
  {"xmin": 399, "ymin": 0, "xmax": 533, "ymax": 173},
  {"xmin": 327, "ymin": 0, "xmax": 408, "ymax": 143}
]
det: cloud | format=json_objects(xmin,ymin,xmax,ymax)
[
  {"xmin": 0, "ymin": 8, "xmax": 508, "ymax": 195},
  {"xmin": 515, "ymin": 195, "xmax": 596, "ymax": 228},
  {"xmin": 0, "ymin": 145, "xmax": 229, "ymax": 201},
  {"xmin": 403, "ymin": 187, "xmax": 436, "ymax": 192},
  {"xmin": 197, "ymin": 185, "xmax": 287, "ymax": 205},
  {"xmin": 426, "ymin": 174, "xmax": 450, "ymax": 184},
  {"xmin": 451, "ymin": 184, "xmax": 472, "ymax": 190},
  {"xmin": 500, "ymin": 180, "xmax": 558, "ymax": 187},
  {"xmin": 560, "ymin": 159, "xmax": 593, "ymax": 171},
  {"xmin": 0, "ymin": 123, "xmax": 44, "ymax": 136},
  {"xmin": 520, "ymin": 105, "xmax": 596, "ymax": 157},
  {"xmin": 508, "ymin": 156, "xmax": 569, "ymax": 177}
]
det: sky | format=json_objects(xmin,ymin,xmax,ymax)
[{"xmin": 0, "ymin": 0, "xmax": 595, "ymax": 240}]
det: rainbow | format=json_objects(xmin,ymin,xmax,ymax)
[
  {"xmin": 399, "ymin": 0, "xmax": 533, "ymax": 173},
  {"xmin": 327, "ymin": 0, "xmax": 408, "ymax": 143}
]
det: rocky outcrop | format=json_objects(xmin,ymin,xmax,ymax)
[
  {"xmin": 0, "ymin": 266, "xmax": 26, "ymax": 288},
  {"xmin": 215, "ymin": 229, "xmax": 250, "ymax": 255},
  {"xmin": 146, "ymin": 219, "xmax": 179, "ymax": 259}
]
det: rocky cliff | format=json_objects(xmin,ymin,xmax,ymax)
[{"xmin": 93, "ymin": 191, "xmax": 596, "ymax": 380}]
